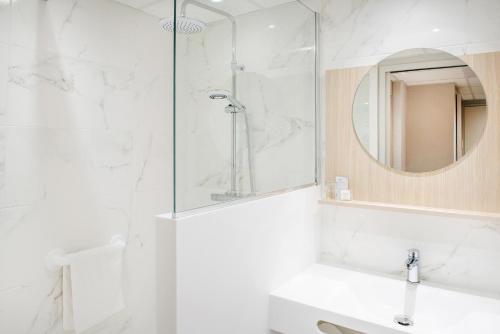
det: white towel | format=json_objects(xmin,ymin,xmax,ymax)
[{"xmin": 62, "ymin": 242, "xmax": 125, "ymax": 333}]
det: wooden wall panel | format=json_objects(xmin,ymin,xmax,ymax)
[{"xmin": 325, "ymin": 52, "xmax": 500, "ymax": 213}]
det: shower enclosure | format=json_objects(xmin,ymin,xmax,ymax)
[{"xmin": 169, "ymin": 0, "xmax": 317, "ymax": 213}]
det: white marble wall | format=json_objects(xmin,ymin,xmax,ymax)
[
  {"xmin": 320, "ymin": 0, "xmax": 500, "ymax": 69},
  {"xmin": 175, "ymin": 1, "xmax": 317, "ymax": 211},
  {"xmin": 321, "ymin": 205, "xmax": 500, "ymax": 297},
  {"xmin": 319, "ymin": 0, "xmax": 500, "ymax": 296},
  {"xmin": 0, "ymin": 0, "xmax": 171, "ymax": 333}
]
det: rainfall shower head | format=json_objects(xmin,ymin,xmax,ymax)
[{"xmin": 159, "ymin": 16, "xmax": 206, "ymax": 34}]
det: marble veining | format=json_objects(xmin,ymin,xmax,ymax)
[
  {"xmin": 175, "ymin": 2, "xmax": 316, "ymax": 211},
  {"xmin": 321, "ymin": 205, "xmax": 500, "ymax": 297},
  {"xmin": 2, "ymin": 0, "xmax": 500, "ymax": 332},
  {"xmin": 320, "ymin": 0, "xmax": 500, "ymax": 70},
  {"xmin": 0, "ymin": 0, "xmax": 170, "ymax": 333},
  {"xmin": 318, "ymin": 0, "xmax": 500, "ymax": 298}
]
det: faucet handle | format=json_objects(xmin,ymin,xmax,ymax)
[{"xmin": 408, "ymin": 249, "xmax": 419, "ymax": 259}]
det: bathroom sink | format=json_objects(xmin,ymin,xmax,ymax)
[{"xmin": 269, "ymin": 264, "xmax": 500, "ymax": 334}]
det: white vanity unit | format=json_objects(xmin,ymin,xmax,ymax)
[{"xmin": 269, "ymin": 264, "xmax": 500, "ymax": 334}]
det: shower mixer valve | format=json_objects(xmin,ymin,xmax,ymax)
[{"xmin": 225, "ymin": 104, "xmax": 245, "ymax": 114}]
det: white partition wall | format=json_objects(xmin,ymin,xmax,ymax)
[{"xmin": 157, "ymin": 186, "xmax": 320, "ymax": 334}]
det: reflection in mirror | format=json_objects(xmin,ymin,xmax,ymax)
[{"xmin": 353, "ymin": 49, "xmax": 487, "ymax": 173}]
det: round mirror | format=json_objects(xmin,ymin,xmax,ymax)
[{"xmin": 352, "ymin": 48, "xmax": 487, "ymax": 173}]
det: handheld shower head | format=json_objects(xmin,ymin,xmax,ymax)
[
  {"xmin": 208, "ymin": 89, "xmax": 245, "ymax": 110},
  {"xmin": 159, "ymin": 16, "xmax": 206, "ymax": 34},
  {"xmin": 209, "ymin": 89, "xmax": 230, "ymax": 100}
]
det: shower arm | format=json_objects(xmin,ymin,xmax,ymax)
[{"xmin": 180, "ymin": 0, "xmax": 237, "ymax": 67}]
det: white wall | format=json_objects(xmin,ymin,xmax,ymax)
[
  {"xmin": 3, "ymin": 0, "xmax": 500, "ymax": 333},
  {"xmin": 319, "ymin": 0, "xmax": 500, "ymax": 296},
  {"xmin": 157, "ymin": 186, "xmax": 320, "ymax": 334},
  {"xmin": 0, "ymin": 0, "xmax": 171, "ymax": 333},
  {"xmin": 321, "ymin": 205, "xmax": 500, "ymax": 297},
  {"xmin": 320, "ymin": 0, "xmax": 500, "ymax": 70}
]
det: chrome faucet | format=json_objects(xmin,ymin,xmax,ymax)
[{"xmin": 406, "ymin": 249, "xmax": 420, "ymax": 283}]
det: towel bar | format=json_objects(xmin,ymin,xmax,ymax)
[{"xmin": 45, "ymin": 235, "xmax": 126, "ymax": 272}]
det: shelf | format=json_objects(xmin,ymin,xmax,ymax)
[{"xmin": 319, "ymin": 199, "xmax": 500, "ymax": 221}]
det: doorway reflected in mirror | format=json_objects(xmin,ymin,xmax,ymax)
[{"xmin": 353, "ymin": 48, "xmax": 487, "ymax": 173}]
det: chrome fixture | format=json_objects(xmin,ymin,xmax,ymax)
[
  {"xmin": 160, "ymin": 0, "xmax": 256, "ymax": 198},
  {"xmin": 208, "ymin": 89, "xmax": 246, "ymax": 112},
  {"xmin": 208, "ymin": 90, "xmax": 229, "ymax": 100},
  {"xmin": 159, "ymin": 16, "xmax": 206, "ymax": 34},
  {"xmin": 394, "ymin": 314, "xmax": 413, "ymax": 327},
  {"xmin": 406, "ymin": 249, "xmax": 420, "ymax": 284}
]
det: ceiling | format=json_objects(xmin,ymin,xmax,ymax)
[
  {"xmin": 393, "ymin": 66, "xmax": 486, "ymax": 101},
  {"xmin": 114, "ymin": 0, "xmax": 294, "ymax": 21}
]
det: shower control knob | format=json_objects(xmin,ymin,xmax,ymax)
[{"xmin": 225, "ymin": 105, "xmax": 238, "ymax": 114}]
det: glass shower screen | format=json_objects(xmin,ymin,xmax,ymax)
[{"xmin": 171, "ymin": 0, "xmax": 317, "ymax": 213}]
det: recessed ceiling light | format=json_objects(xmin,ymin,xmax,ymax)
[
  {"xmin": 211, "ymin": 0, "xmax": 223, "ymax": 2},
  {"xmin": 268, "ymin": 24, "xmax": 276, "ymax": 29},
  {"xmin": 432, "ymin": 28, "xmax": 440, "ymax": 33}
]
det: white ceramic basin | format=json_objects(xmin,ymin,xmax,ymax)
[{"xmin": 269, "ymin": 264, "xmax": 500, "ymax": 334}]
